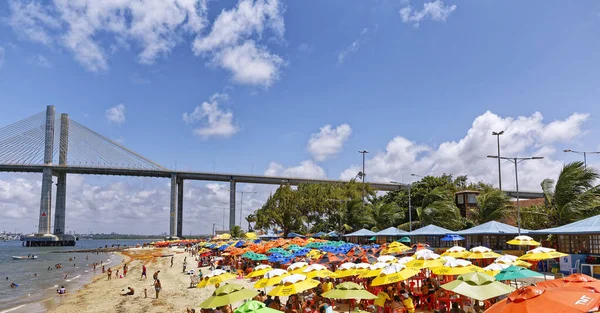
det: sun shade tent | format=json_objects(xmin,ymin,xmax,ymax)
[
  {"xmin": 406, "ymin": 224, "xmax": 454, "ymax": 247},
  {"xmin": 375, "ymin": 227, "xmax": 408, "ymax": 244},
  {"xmin": 457, "ymin": 221, "xmax": 531, "ymax": 250},
  {"xmin": 530, "ymin": 214, "xmax": 600, "ymax": 254},
  {"xmin": 343, "ymin": 229, "xmax": 377, "ymax": 244}
]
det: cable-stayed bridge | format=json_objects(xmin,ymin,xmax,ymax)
[{"xmin": 0, "ymin": 106, "xmax": 543, "ymax": 246}]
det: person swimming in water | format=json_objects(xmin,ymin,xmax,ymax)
[{"xmin": 10, "ymin": 283, "xmax": 17, "ymax": 288}]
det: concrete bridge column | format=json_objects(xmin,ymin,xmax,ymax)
[
  {"xmin": 54, "ymin": 113, "xmax": 69, "ymax": 235},
  {"xmin": 229, "ymin": 180, "xmax": 236, "ymax": 231},
  {"xmin": 169, "ymin": 174, "xmax": 177, "ymax": 238},
  {"xmin": 38, "ymin": 106, "xmax": 55, "ymax": 234},
  {"xmin": 176, "ymin": 178, "xmax": 184, "ymax": 238}
]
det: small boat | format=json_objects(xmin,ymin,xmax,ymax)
[{"xmin": 12, "ymin": 255, "xmax": 38, "ymax": 260}]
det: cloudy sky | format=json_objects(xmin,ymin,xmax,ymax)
[{"xmin": 1, "ymin": 0, "xmax": 600, "ymax": 235}]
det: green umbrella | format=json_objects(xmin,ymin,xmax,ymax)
[
  {"xmin": 199, "ymin": 284, "xmax": 259, "ymax": 308},
  {"xmin": 322, "ymin": 282, "xmax": 377, "ymax": 300},
  {"xmin": 398, "ymin": 237, "xmax": 411, "ymax": 244},
  {"xmin": 250, "ymin": 254, "xmax": 269, "ymax": 261},
  {"xmin": 368, "ymin": 236, "xmax": 376, "ymax": 241},
  {"xmin": 234, "ymin": 300, "xmax": 283, "ymax": 313},
  {"xmin": 441, "ymin": 272, "xmax": 515, "ymax": 301},
  {"xmin": 268, "ymin": 248, "xmax": 286, "ymax": 254},
  {"xmin": 495, "ymin": 265, "xmax": 544, "ymax": 281}
]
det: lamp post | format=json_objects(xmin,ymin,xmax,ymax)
[
  {"xmin": 239, "ymin": 191, "xmax": 257, "ymax": 227},
  {"xmin": 390, "ymin": 178, "xmax": 426, "ymax": 233},
  {"xmin": 487, "ymin": 155, "xmax": 543, "ymax": 235},
  {"xmin": 563, "ymin": 149, "xmax": 600, "ymax": 168},
  {"xmin": 358, "ymin": 150, "xmax": 369, "ymax": 203},
  {"xmin": 492, "ymin": 131, "xmax": 504, "ymax": 190}
]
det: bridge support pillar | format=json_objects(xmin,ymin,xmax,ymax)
[
  {"xmin": 229, "ymin": 180, "xmax": 236, "ymax": 231},
  {"xmin": 176, "ymin": 178, "xmax": 183, "ymax": 238},
  {"xmin": 169, "ymin": 174, "xmax": 177, "ymax": 238},
  {"xmin": 38, "ymin": 106, "xmax": 55, "ymax": 234},
  {"xmin": 54, "ymin": 113, "xmax": 69, "ymax": 235}
]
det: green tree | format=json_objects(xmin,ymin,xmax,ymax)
[
  {"xmin": 230, "ymin": 225, "xmax": 245, "ymax": 238},
  {"xmin": 365, "ymin": 200, "xmax": 404, "ymax": 232},
  {"xmin": 253, "ymin": 184, "xmax": 306, "ymax": 237},
  {"xmin": 520, "ymin": 205, "xmax": 551, "ymax": 230},
  {"xmin": 542, "ymin": 162, "xmax": 600, "ymax": 227},
  {"xmin": 398, "ymin": 187, "xmax": 463, "ymax": 231},
  {"xmin": 471, "ymin": 188, "xmax": 512, "ymax": 225},
  {"xmin": 245, "ymin": 214, "xmax": 256, "ymax": 232}
]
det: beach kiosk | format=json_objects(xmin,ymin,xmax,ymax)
[
  {"xmin": 374, "ymin": 227, "xmax": 408, "ymax": 244},
  {"xmin": 457, "ymin": 221, "xmax": 529, "ymax": 251},
  {"xmin": 406, "ymin": 224, "xmax": 453, "ymax": 248},
  {"xmin": 343, "ymin": 229, "xmax": 376, "ymax": 244},
  {"xmin": 531, "ymin": 214, "xmax": 600, "ymax": 277}
]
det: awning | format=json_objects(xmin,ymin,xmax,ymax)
[
  {"xmin": 530, "ymin": 214, "xmax": 600, "ymax": 234},
  {"xmin": 343, "ymin": 229, "xmax": 376, "ymax": 237},
  {"xmin": 375, "ymin": 226, "xmax": 407, "ymax": 236},
  {"xmin": 457, "ymin": 221, "xmax": 528, "ymax": 235},
  {"xmin": 407, "ymin": 224, "xmax": 453, "ymax": 236}
]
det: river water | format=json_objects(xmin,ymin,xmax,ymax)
[{"xmin": 0, "ymin": 239, "xmax": 154, "ymax": 313}]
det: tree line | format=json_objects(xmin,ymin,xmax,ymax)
[{"xmin": 249, "ymin": 161, "xmax": 600, "ymax": 237}]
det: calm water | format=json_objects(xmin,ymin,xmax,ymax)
[{"xmin": 0, "ymin": 239, "xmax": 154, "ymax": 313}]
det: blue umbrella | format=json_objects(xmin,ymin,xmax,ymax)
[
  {"xmin": 441, "ymin": 234, "xmax": 465, "ymax": 241},
  {"xmin": 287, "ymin": 232, "xmax": 304, "ymax": 238},
  {"xmin": 235, "ymin": 241, "xmax": 245, "ymax": 247}
]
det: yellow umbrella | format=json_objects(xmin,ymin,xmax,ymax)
[
  {"xmin": 245, "ymin": 232, "xmax": 258, "ymax": 240},
  {"xmin": 377, "ymin": 255, "xmax": 398, "ymax": 263},
  {"xmin": 197, "ymin": 269, "xmax": 237, "ymax": 288},
  {"xmin": 335, "ymin": 262, "xmax": 358, "ymax": 278},
  {"xmin": 464, "ymin": 246, "xmax": 501, "ymax": 259},
  {"xmin": 268, "ymin": 274, "xmax": 320, "ymax": 297},
  {"xmin": 287, "ymin": 262, "xmax": 308, "ymax": 274},
  {"xmin": 406, "ymin": 250, "xmax": 444, "ymax": 269},
  {"xmin": 254, "ymin": 269, "xmax": 290, "ymax": 288},
  {"xmin": 431, "ymin": 259, "xmax": 483, "ymax": 276},
  {"xmin": 441, "ymin": 246, "xmax": 469, "ymax": 258},
  {"xmin": 518, "ymin": 247, "xmax": 568, "ymax": 261},
  {"xmin": 220, "ymin": 233, "xmax": 232, "ymax": 240},
  {"xmin": 246, "ymin": 264, "xmax": 273, "ymax": 278},
  {"xmin": 371, "ymin": 264, "xmax": 420, "ymax": 286},
  {"xmin": 359, "ymin": 262, "xmax": 389, "ymax": 278},
  {"xmin": 506, "ymin": 235, "xmax": 541, "ymax": 246},
  {"xmin": 303, "ymin": 264, "xmax": 336, "ymax": 279},
  {"xmin": 382, "ymin": 242, "xmax": 410, "ymax": 255},
  {"xmin": 352, "ymin": 263, "xmax": 372, "ymax": 276},
  {"xmin": 483, "ymin": 263, "xmax": 509, "ymax": 276}
]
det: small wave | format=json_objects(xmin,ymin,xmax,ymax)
[
  {"xmin": 45, "ymin": 284, "xmax": 59, "ymax": 290},
  {"xmin": 0, "ymin": 304, "xmax": 25, "ymax": 313},
  {"xmin": 65, "ymin": 274, "xmax": 81, "ymax": 282},
  {"xmin": 84, "ymin": 270, "xmax": 90, "ymax": 273}
]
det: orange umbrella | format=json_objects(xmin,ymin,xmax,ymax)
[
  {"xmin": 536, "ymin": 274, "xmax": 600, "ymax": 292},
  {"xmin": 486, "ymin": 286, "xmax": 600, "ymax": 313}
]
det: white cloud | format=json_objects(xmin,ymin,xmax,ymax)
[
  {"xmin": 8, "ymin": 0, "xmax": 208, "ymax": 71},
  {"xmin": 0, "ymin": 47, "xmax": 4, "ymax": 67},
  {"xmin": 105, "ymin": 104, "xmax": 126, "ymax": 124},
  {"xmin": 338, "ymin": 28, "xmax": 368, "ymax": 64},
  {"xmin": 399, "ymin": 0, "xmax": 457, "ymax": 27},
  {"xmin": 28, "ymin": 54, "xmax": 52, "ymax": 67},
  {"xmin": 192, "ymin": 0, "xmax": 285, "ymax": 87},
  {"xmin": 340, "ymin": 111, "xmax": 589, "ymax": 191},
  {"xmin": 183, "ymin": 93, "xmax": 239, "ymax": 139},
  {"xmin": 265, "ymin": 160, "xmax": 326, "ymax": 179},
  {"xmin": 307, "ymin": 124, "xmax": 352, "ymax": 161}
]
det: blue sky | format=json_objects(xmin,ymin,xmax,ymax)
[{"xmin": 1, "ymin": 0, "xmax": 600, "ymax": 234}]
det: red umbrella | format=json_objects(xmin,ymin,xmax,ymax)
[
  {"xmin": 486, "ymin": 286, "xmax": 600, "ymax": 313},
  {"xmin": 317, "ymin": 253, "xmax": 345, "ymax": 265},
  {"xmin": 536, "ymin": 273, "xmax": 600, "ymax": 292}
]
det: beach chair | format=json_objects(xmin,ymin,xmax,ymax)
[{"xmin": 569, "ymin": 259, "xmax": 580, "ymax": 274}]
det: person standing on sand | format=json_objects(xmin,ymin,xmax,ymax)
[
  {"xmin": 171, "ymin": 256, "xmax": 174, "ymax": 267},
  {"xmin": 116, "ymin": 269, "xmax": 120, "ymax": 279},
  {"xmin": 154, "ymin": 279, "xmax": 161, "ymax": 298},
  {"xmin": 141, "ymin": 265, "xmax": 147, "ymax": 279},
  {"xmin": 123, "ymin": 264, "xmax": 127, "ymax": 277},
  {"xmin": 153, "ymin": 270, "xmax": 160, "ymax": 281},
  {"xmin": 107, "ymin": 268, "xmax": 112, "ymax": 280}
]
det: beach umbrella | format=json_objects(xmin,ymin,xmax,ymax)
[
  {"xmin": 441, "ymin": 246, "xmax": 469, "ymax": 258},
  {"xmin": 250, "ymin": 254, "xmax": 269, "ymax": 261},
  {"xmin": 254, "ymin": 269, "xmax": 290, "ymax": 288},
  {"xmin": 352, "ymin": 263, "xmax": 371, "ymax": 276},
  {"xmin": 234, "ymin": 300, "xmax": 283, "ymax": 313},
  {"xmin": 368, "ymin": 236, "xmax": 376, "ymax": 241},
  {"xmin": 485, "ymin": 285, "xmax": 600, "ymax": 313},
  {"xmin": 464, "ymin": 246, "xmax": 501, "ymax": 259},
  {"xmin": 518, "ymin": 247, "xmax": 568, "ymax": 261},
  {"xmin": 358, "ymin": 262, "xmax": 389, "ymax": 278},
  {"xmin": 381, "ymin": 242, "xmax": 410, "ymax": 255},
  {"xmin": 199, "ymin": 284, "xmax": 258, "ymax": 308},
  {"xmin": 495, "ymin": 254, "xmax": 519, "ymax": 264},
  {"xmin": 244, "ymin": 233, "xmax": 258, "ymax": 240},
  {"xmin": 506, "ymin": 235, "xmax": 541, "ymax": 246},
  {"xmin": 377, "ymin": 255, "xmax": 397, "ymax": 263},
  {"xmin": 303, "ymin": 264, "xmax": 336, "ymax": 279},
  {"xmin": 441, "ymin": 272, "xmax": 515, "ymax": 301},
  {"xmin": 431, "ymin": 258, "xmax": 483, "ymax": 276},
  {"xmin": 317, "ymin": 253, "xmax": 345, "ymax": 265},
  {"xmin": 495, "ymin": 265, "xmax": 544, "ymax": 281},
  {"xmin": 371, "ymin": 263, "xmax": 420, "ymax": 286},
  {"xmin": 246, "ymin": 264, "xmax": 273, "ymax": 278},
  {"xmin": 287, "ymin": 262, "xmax": 309, "ymax": 274},
  {"xmin": 483, "ymin": 263, "xmax": 510, "ymax": 276},
  {"xmin": 535, "ymin": 273, "xmax": 600, "ymax": 292},
  {"xmin": 358, "ymin": 252, "xmax": 378, "ymax": 264},
  {"xmin": 197, "ymin": 269, "xmax": 237, "ymax": 288},
  {"xmin": 268, "ymin": 274, "xmax": 320, "ymax": 297},
  {"xmin": 398, "ymin": 236, "xmax": 411, "ymax": 244},
  {"xmin": 335, "ymin": 262, "xmax": 358, "ymax": 278},
  {"xmin": 397, "ymin": 256, "xmax": 415, "ymax": 265},
  {"xmin": 406, "ymin": 250, "xmax": 444, "ymax": 269},
  {"xmin": 323, "ymin": 282, "xmax": 377, "ymax": 300},
  {"xmin": 441, "ymin": 234, "xmax": 465, "ymax": 242}
]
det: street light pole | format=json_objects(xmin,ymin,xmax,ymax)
[
  {"xmin": 487, "ymin": 155, "xmax": 543, "ymax": 235},
  {"xmin": 492, "ymin": 131, "xmax": 504, "ymax": 190},
  {"xmin": 390, "ymin": 179, "xmax": 425, "ymax": 233},
  {"xmin": 563, "ymin": 149, "xmax": 600, "ymax": 168},
  {"xmin": 239, "ymin": 191, "xmax": 257, "ymax": 227},
  {"xmin": 358, "ymin": 150, "xmax": 369, "ymax": 203}
]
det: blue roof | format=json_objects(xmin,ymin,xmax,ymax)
[
  {"xmin": 457, "ymin": 221, "xmax": 528, "ymax": 235},
  {"xmin": 375, "ymin": 227, "xmax": 407, "ymax": 236},
  {"xmin": 530, "ymin": 214, "xmax": 600, "ymax": 234},
  {"xmin": 407, "ymin": 224, "xmax": 453, "ymax": 236},
  {"xmin": 343, "ymin": 228, "xmax": 376, "ymax": 237}
]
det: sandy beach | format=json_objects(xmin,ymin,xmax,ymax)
[{"xmin": 46, "ymin": 247, "xmax": 255, "ymax": 313}]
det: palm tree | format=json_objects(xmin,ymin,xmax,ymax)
[
  {"xmin": 471, "ymin": 188, "xmax": 512, "ymax": 225},
  {"xmin": 398, "ymin": 187, "xmax": 463, "ymax": 231},
  {"xmin": 245, "ymin": 214, "xmax": 256, "ymax": 231},
  {"xmin": 542, "ymin": 161, "xmax": 600, "ymax": 227},
  {"xmin": 230, "ymin": 225, "xmax": 245, "ymax": 238},
  {"xmin": 366, "ymin": 201, "xmax": 403, "ymax": 232}
]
